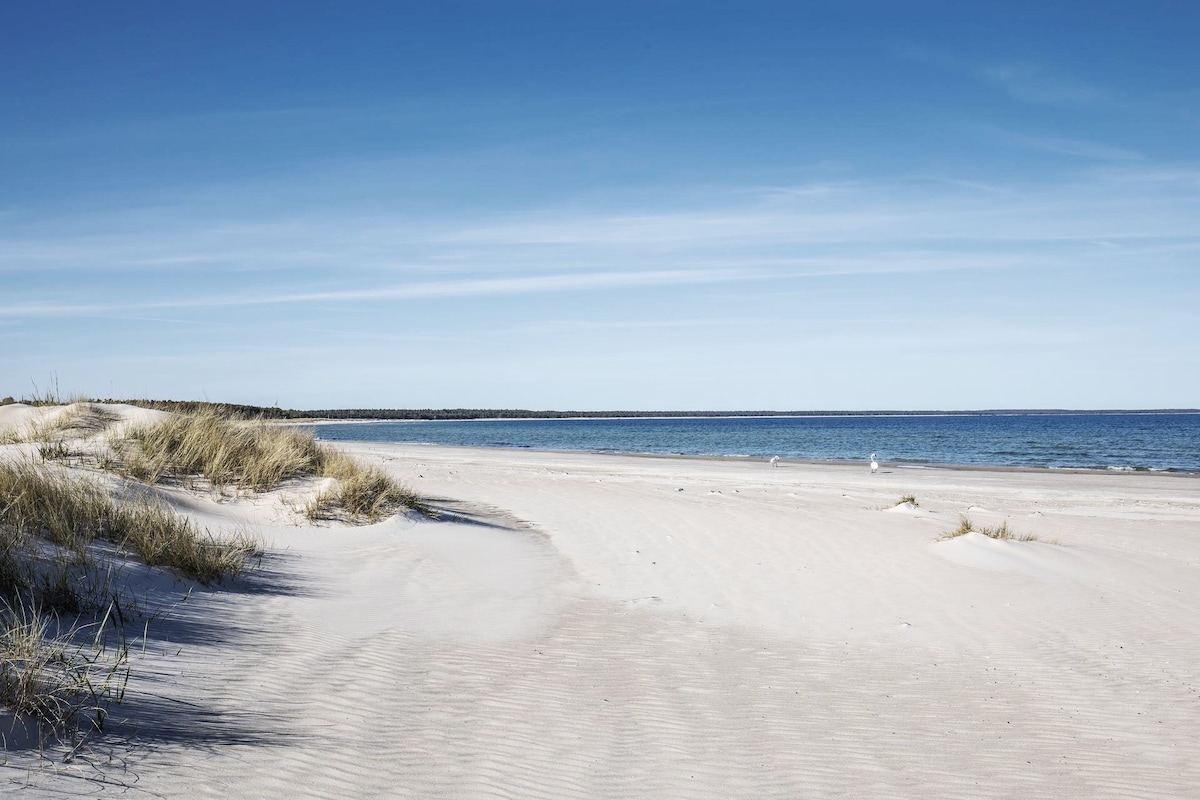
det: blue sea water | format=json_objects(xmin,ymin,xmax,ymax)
[{"xmin": 311, "ymin": 413, "xmax": 1200, "ymax": 473}]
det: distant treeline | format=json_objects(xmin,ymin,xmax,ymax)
[
  {"xmin": 88, "ymin": 399, "xmax": 304, "ymax": 419},
  {"xmin": 76, "ymin": 399, "xmax": 1200, "ymax": 421}
]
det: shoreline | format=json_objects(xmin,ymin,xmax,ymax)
[
  {"xmin": 298, "ymin": 412, "xmax": 1200, "ymax": 475},
  {"xmin": 294, "ymin": 409, "xmax": 1200, "ymax": 423},
  {"xmin": 317, "ymin": 438, "xmax": 1200, "ymax": 478}
]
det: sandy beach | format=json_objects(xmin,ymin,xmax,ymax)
[{"xmin": 4, "ymin": 415, "xmax": 1199, "ymax": 798}]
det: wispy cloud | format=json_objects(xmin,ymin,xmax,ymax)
[
  {"xmin": 986, "ymin": 127, "xmax": 1144, "ymax": 161},
  {"xmin": 893, "ymin": 45, "xmax": 1111, "ymax": 109},
  {"xmin": 0, "ymin": 269, "xmax": 761, "ymax": 319},
  {"xmin": 982, "ymin": 63, "xmax": 1109, "ymax": 106},
  {"xmin": 247, "ymin": 268, "xmax": 756, "ymax": 304},
  {"xmin": 518, "ymin": 317, "xmax": 758, "ymax": 334},
  {"xmin": 0, "ymin": 247, "xmax": 1069, "ymax": 320},
  {"xmin": 4, "ymin": 162, "xmax": 1199, "ymax": 322},
  {"xmin": 890, "ymin": 42, "xmax": 962, "ymax": 72}
]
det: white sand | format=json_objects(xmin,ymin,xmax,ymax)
[{"xmin": 3, "ymin": 412, "xmax": 1199, "ymax": 798}]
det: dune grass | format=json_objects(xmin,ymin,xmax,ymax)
[
  {"xmin": 115, "ymin": 409, "xmax": 326, "ymax": 492},
  {"xmin": 1, "ymin": 601, "xmax": 129, "ymax": 738},
  {"xmin": 1, "ymin": 405, "xmax": 266, "ymax": 744},
  {"xmin": 0, "ymin": 403, "xmax": 118, "ymax": 450},
  {"xmin": 0, "ymin": 458, "xmax": 256, "ymax": 593},
  {"xmin": 896, "ymin": 494, "xmax": 918, "ymax": 507},
  {"xmin": 1, "ymin": 402, "xmax": 419, "ymax": 737},
  {"xmin": 305, "ymin": 450, "xmax": 425, "ymax": 523},
  {"xmin": 940, "ymin": 516, "xmax": 976, "ymax": 539},
  {"xmin": 0, "ymin": 457, "xmax": 252, "ymax": 741},
  {"xmin": 12, "ymin": 403, "xmax": 424, "ymax": 524},
  {"xmin": 108, "ymin": 408, "xmax": 424, "ymax": 523},
  {"xmin": 940, "ymin": 516, "xmax": 1038, "ymax": 542},
  {"xmin": 0, "ymin": 409, "xmax": 71, "ymax": 447}
]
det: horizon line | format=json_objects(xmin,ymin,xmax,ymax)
[{"xmin": 62, "ymin": 400, "xmax": 1200, "ymax": 418}]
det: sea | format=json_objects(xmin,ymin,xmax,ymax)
[{"xmin": 310, "ymin": 413, "xmax": 1200, "ymax": 474}]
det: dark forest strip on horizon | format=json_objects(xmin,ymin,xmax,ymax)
[{"xmin": 72, "ymin": 400, "xmax": 1200, "ymax": 422}]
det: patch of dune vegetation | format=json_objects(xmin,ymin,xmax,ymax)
[
  {"xmin": 0, "ymin": 457, "xmax": 256, "ymax": 741},
  {"xmin": 939, "ymin": 516, "xmax": 1038, "ymax": 542},
  {"xmin": 1, "ymin": 400, "xmax": 425, "ymax": 742},
  {"xmin": 305, "ymin": 450, "xmax": 425, "ymax": 523},
  {"xmin": 1, "ymin": 601, "xmax": 130, "ymax": 740},
  {"xmin": 114, "ymin": 409, "xmax": 326, "ymax": 492},
  {"xmin": 0, "ymin": 458, "xmax": 256, "ymax": 598},
  {"xmin": 107, "ymin": 408, "xmax": 425, "ymax": 523}
]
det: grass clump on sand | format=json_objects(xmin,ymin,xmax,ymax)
[
  {"xmin": 110, "ymin": 408, "xmax": 423, "ymax": 523},
  {"xmin": 115, "ymin": 409, "xmax": 325, "ymax": 492},
  {"xmin": 0, "ymin": 458, "xmax": 256, "ymax": 590},
  {"xmin": 896, "ymin": 494, "xmax": 918, "ymax": 507},
  {"xmin": 1, "ymin": 403, "xmax": 119, "ymax": 452},
  {"xmin": 939, "ymin": 516, "xmax": 1038, "ymax": 542},
  {"xmin": 1, "ymin": 601, "xmax": 129, "ymax": 739},
  {"xmin": 0, "ymin": 459, "xmax": 225, "ymax": 740},
  {"xmin": 0, "ymin": 457, "xmax": 255, "ymax": 741},
  {"xmin": 0, "ymin": 409, "xmax": 70, "ymax": 448},
  {"xmin": 940, "ymin": 516, "xmax": 976, "ymax": 540},
  {"xmin": 305, "ymin": 450, "xmax": 425, "ymax": 523}
]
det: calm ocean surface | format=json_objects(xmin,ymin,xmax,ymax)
[{"xmin": 311, "ymin": 413, "xmax": 1200, "ymax": 473}]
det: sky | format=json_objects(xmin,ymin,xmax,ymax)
[{"xmin": 2, "ymin": 1, "xmax": 1198, "ymax": 410}]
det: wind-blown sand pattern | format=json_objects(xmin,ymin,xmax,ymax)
[{"xmin": 3, "ymin": 419, "xmax": 1199, "ymax": 798}]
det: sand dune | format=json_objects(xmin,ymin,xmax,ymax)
[{"xmin": 3, "ymin": 419, "xmax": 1198, "ymax": 798}]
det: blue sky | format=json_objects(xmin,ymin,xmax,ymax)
[{"xmin": 2, "ymin": 2, "xmax": 1197, "ymax": 410}]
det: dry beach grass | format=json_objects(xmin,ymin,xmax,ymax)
[
  {"xmin": 0, "ymin": 402, "xmax": 421, "ymax": 751},
  {"xmin": 111, "ymin": 407, "xmax": 423, "ymax": 522},
  {"xmin": 939, "ymin": 515, "xmax": 1040, "ymax": 542}
]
